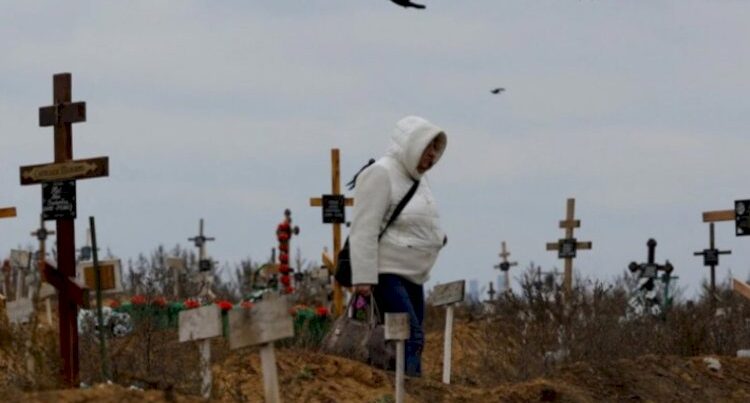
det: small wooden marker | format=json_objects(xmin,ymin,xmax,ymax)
[
  {"xmin": 228, "ymin": 296, "xmax": 295, "ymax": 403},
  {"xmin": 430, "ymin": 280, "xmax": 465, "ymax": 384},
  {"xmin": 309, "ymin": 149, "xmax": 354, "ymax": 316},
  {"xmin": 385, "ymin": 312, "xmax": 410, "ymax": 403},
  {"xmin": 166, "ymin": 257, "xmax": 185, "ymax": 298},
  {"xmin": 545, "ymin": 198, "xmax": 592, "ymax": 293},
  {"xmin": 178, "ymin": 304, "xmax": 222, "ymax": 399}
]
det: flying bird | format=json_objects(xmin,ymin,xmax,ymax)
[
  {"xmin": 390, "ymin": 0, "xmax": 426, "ymax": 9},
  {"xmin": 491, "ymin": 88, "xmax": 505, "ymax": 94}
]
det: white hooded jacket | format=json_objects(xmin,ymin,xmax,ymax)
[{"xmin": 349, "ymin": 116, "xmax": 447, "ymax": 285}]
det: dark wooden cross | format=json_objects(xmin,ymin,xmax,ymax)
[
  {"xmin": 487, "ymin": 281, "xmax": 496, "ymax": 301},
  {"xmin": 189, "ymin": 218, "xmax": 215, "ymax": 298},
  {"xmin": 493, "ymin": 241, "xmax": 517, "ymax": 292},
  {"xmin": 693, "ymin": 223, "xmax": 731, "ymax": 298},
  {"xmin": 545, "ymin": 198, "xmax": 592, "ymax": 293},
  {"xmin": 309, "ymin": 148, "xmax": 354, "ymax": 316},
  {"xmin": 18, "ymin": 73, "xmax": 106, "ymax": 386}
]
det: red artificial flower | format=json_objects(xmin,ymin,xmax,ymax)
[
  {"xmin": 278, "ymin": 243, "xmax": 289, "ymax": 253},
  {"xmin": 316, "ymin": 306, "xmax": 329, "ymax": 317},
  {"xmin": 278, "ymin": 263, "xmax": 291, "ymax": 274},
  {"xmin": 240, "ymin": 300, "xmax": 254, "ymax": 309},
  {"xmin": 184, "ymin": 298, "xmax": 201, "ymax": 309},
  {"xmin": 107, "ymin": 299, "xmax": 121, "ymax": 309},
  {"xmin": 151, "ymin": 296, "xmax": 167, "ymax": 307},
  {"xmin": 277, "ymin": 233, "xmax": 289, "ymax": 242},
  {"xmin": 131, "ymin": 295, "xmax": 146, "ymax": 305},
  {"xmin": 279, "ymin": 253, "xmax": 289, "ymax": 264},
  {"xmin": 284, "ymin": 286, "xmax": 295, "ymax": 294},
  {"xmin": 277, "ymin": 222, "xmax": 290, "ymax": 232},
  {"xmin": 215, "ymin": 300, "xmax": 233, "ymax": 311},
  {"xmin": 280, "ymin": 275, "xmax": 291, "ymax": 287}
]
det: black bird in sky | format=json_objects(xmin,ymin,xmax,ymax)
[
  {"xmin": 390, "ymin": 0, "xmax": 426, "ymax": 9},
  {"xmin": 491, "ymin": 87, "xmax": 505, "ymax": 94}
]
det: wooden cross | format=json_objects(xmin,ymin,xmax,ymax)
[
  {"xmin": 693, "ymin": 223, "xmax": 731, "ymax": 298},
  {"xmin": 18, "ymin": 73, "xmax": 105, "ymax": 386},
  {"xmin": 545, "ymin": 198, "xmax": 592, "ymax": 293},
  {"xmin": 487, "ymin": 281, "xmax": 496, "ymax": 301},
  {"xmin": 493, "ymin": 241, "xmax": 517, "ymax": 292},
  {"xmin": 189, "ymin": 218, "xmax": 215, "ymax": 298},
  {"xmin": 309, "ymin": 148, "xmax": 353, "ymax": 316},
  {"xmin": 31, "ymin": 213, "xmax": 56, "ymax": 324},
  {"xmin": 0, "ymin": 206, "xmax": 17, "ymax": 219},
  {"xmin": 703, "ymin": 202, "xmax": 750, "ymax": 236}
]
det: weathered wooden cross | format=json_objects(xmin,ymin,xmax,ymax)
[
  {"xmin": 693, "ymin": 223, "xmax": 731, "ymax": 298},
  {"xmin": 31, "ymin": 213, "xmax": 56, "ymax": 324},
  {"xmin": 385, "ymin": 312, "xmax": 410, "ymax": 403},
  {"xmin": 19, "ymin": 73, "xmax": 105, "ymax": 386},
  {"xmin": 546, "ymin": 198, "xmax": 592, "ymax": 293},
  {"xmin": 494, "ymin": 241, "xmax": 517, "ymax": 293},
  {"xmin": 309, "ymin": 148, "xmax": 353, "ymax": 316},
  {"xmin": 703, "ymin": 200, "xmax": 750, "ymax": 236}
]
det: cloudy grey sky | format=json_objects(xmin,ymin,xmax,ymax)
[{"xmin": 1, "ymin": 1, "xmax": 748, "ymax": 298}]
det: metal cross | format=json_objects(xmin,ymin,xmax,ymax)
[
  {"xmin": 545, "ymin": 198, "xmax": 592, "ymax": 293},
  {"xmin": 189, "ymin": 218, "xmax": 215, "ymax": 298}
]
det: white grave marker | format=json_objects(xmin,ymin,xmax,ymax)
[
  {"xmin": 179, "ymin": 304, "xmax": 222, "ymax": 398},
  {"xmin": 166, "ymin": 257, "xmax": 185, "ymax": 298},
  {"xmin": 430, "ymin": 280, "xmax": 465, "ymax": 384},
  {"xmin": 228, "ymin": 296, "xmax": 294, "ymax": 403},
  {"xmin": 6, "ymin": 297, "xmax": 34, "ymax": 324},
  {"xmin": 385, "ymin": 312, "xmax": 410, "ymax": 403}
]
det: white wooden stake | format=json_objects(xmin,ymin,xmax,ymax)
[
  {"xmin": 395, "ymin": 340, "xmax": 405, "ymax": 403},
  {"xmin": 260, "ymin": 343, "xmax": 281, "ymax": 403},
  {"xmin": 442, "ymin": 304, "xmax": 454, "ymax": 384},
  {"xmin": 199, "ymin": 339, "xmax": 211, "ymax": 399}
]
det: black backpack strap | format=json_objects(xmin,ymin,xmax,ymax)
[
  {"xmin": 346, "ymin": 158, "xmax": 377, "ymax": 190},
  {"xmin": 378, "ymin": 180, "xmax": 420, "ymax": 241}
]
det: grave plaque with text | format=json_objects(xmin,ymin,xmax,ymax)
[
  {"xmin": 322, "ymin": 194, "xmax": 346, "ymax": 224},
  {"xmin": 42, "ymin": 180, "xmax": 76, "ymax": 220}
]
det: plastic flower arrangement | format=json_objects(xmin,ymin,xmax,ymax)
[
  {"xmin": 131, "ymin": 295, "xmax": 146, "ymax": 305},
  {"xmin": 215, "ymin": 300, "xmax": 233, "ymax": 311},
  {"xmin": 184, "ymin": 298, "xmax": 201, "ymax": 309}
]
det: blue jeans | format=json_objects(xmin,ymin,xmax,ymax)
[{"xmin": 374, "ymin": 273, "xmax": 424, "ymax": 377}]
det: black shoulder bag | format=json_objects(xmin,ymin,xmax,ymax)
[{"xmin": 334, "ymin": 179, "xmax": 420, "ymax": 287}]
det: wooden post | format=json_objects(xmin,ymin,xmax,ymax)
[
  {"xmin": 545, "ymin": 198, "xmax": 592, "ymax": 294},
  {"xmin": 494, "ymin": 241, "xmax": 517, "ymax": 293},
  {"xmin": 178, "ymin": 304, "xmax": 222, "ymax": 399},
  {"xmin": 430, "ymin": 280, "xmax": 464, "ymax": 385},
  {"xmin": 309, "ymin": 149, "xmax": 354, "ymax": 316},
  {"xmin": 228, "ymin": 296, "xmax": 295, "ymax": 403},
  {"xmin": 187, "ymin": 218, "xmax": 216, "ymax": 397},
  {"xmin": 19, "ymin": 73, "xmax": 107, "ymax": 386},
  {"xmin": 385, "ymin": 313, "xmax": 410, "ymax": 403}
]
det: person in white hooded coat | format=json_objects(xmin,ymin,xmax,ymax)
[{"xmin": 349, "ymin": 115, "xmax": 447, "ymax": 377}]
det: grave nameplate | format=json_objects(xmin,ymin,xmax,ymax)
[
  {"xmin": 704, "ymin": 249, "xmax": 719, "ymax": 266},
  {"xmin": 7, "ymin": 298, "xmax": 34, "ymax": 324},
  {"xmin": 385, "ymin": 312, "xmax": 410, "ymax": 340},
  {"xmin": 321, "ymin": 194, "xmax": 346, "ymax": 224},
  {"xmin": 42, "ymin": 180, "xmax": 76, "ymax": 220},
  {"xmin": 167, "ymin": 257, "xmax": 185, "ymax": 270},
  {"xmin": 228, "ymin": 297, "xmax": 294, "ymax": 349},
  {"xmin": 78, "ymin": 259, "xmax": 122, "ymax": 292},
  {"xmin": 199, "ymin": 259, "xmax": 212, "ymax": 272},
  {"xmin": 736, "ymin": 200, "xmax": 750, "ymax": 236},
  {"xmin": 431, "ymin": 280, "xmax": 465, "ymax": 307},
  {"xmin": 179, "ymin": 305, "xmax": 222, "ymax": 342},
  {"xmin": 558, "ymin": 238, "xmax": 577, "ymax": 259}
]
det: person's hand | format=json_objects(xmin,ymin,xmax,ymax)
[{"xmin": 354, "ymin": 284, "xmax": 372, "ymax": 296}]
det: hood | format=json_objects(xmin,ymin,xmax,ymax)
[{"xmin": 387, "ymin": 116, "xmax": 447, "ymax": 180}]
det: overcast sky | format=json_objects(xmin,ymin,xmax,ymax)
[{"xmin": 1, "ymin": 1, "xmax": 748, "ymax": 298}]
